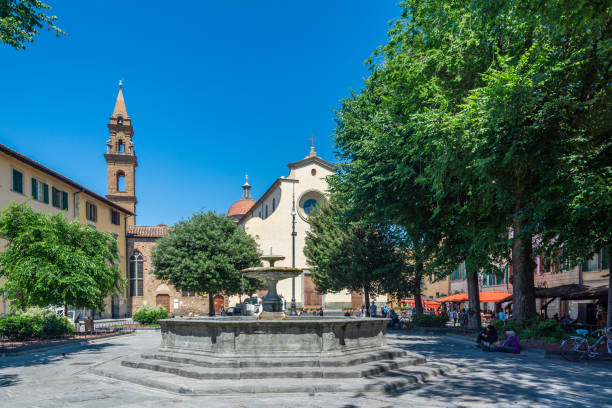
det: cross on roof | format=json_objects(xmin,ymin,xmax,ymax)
[{"xmin": 309, "ymin": 134, "xmax": 316, "ymax": 147}]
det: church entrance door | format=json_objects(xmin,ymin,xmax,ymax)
[
  {"xmin": 304, "ymin": 274, "xmax": 322, "ymax": 307},
  {"xmin": 156, "ymin": 294, "xmax": 170, "ymax": 311},
  {"xmin": 213, "ymin": 295, "xmax": 224, "ymax": 313}
]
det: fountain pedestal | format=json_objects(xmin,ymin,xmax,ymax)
[{"xmin": 242, "ymin": 254, "xmax": 301, "ymax": 315}]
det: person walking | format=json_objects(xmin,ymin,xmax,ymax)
[{"xmin": 451, "ymin": 309, "xmax": 458, "ymax": 327}]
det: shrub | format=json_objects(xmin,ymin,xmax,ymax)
[
  {"xmin": 133, "ymin": 305, "xmax": 169, "ymax": 325},
  {"xmin": 0, "ymin": 307, "xmax": 73, "ymax": 340},
  {"xmin": 412, "ymin": 313, "xmax": 447, "ymax": 327}
]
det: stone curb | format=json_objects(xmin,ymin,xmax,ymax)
[{"xmin": 0, "ymin": 331, "xmax": 135, "ymax": 357}]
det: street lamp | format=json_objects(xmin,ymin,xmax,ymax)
[{"xmin": 289, "ymin": 185, "xmax": 298, "ymax": 316}]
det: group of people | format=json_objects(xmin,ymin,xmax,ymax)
[{"xmin": 476, "ymin": 324, "xmax": 521, "ymax": 353}]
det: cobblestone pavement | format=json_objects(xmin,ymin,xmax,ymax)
[{"xmin": 1, "ymin": 330, "xmax": 611, "ymax": 407}]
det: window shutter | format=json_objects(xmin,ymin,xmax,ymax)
[
  {"xmin": 93, "ymin": 205, "xmax": 97, "ymax": 221},
  {"xmin": 62, "ymin": 192, "xmax": 68, "ymax": 210},
  {"xmin": 13, "ymin": 169, "xmax": 23, "ymax": 193},
  {"xmin": 43, "ymin": 184, "xmax": 49, "ymax": 204},
  {"xmin": 52, "ymin": 187, "xmax": 57, "ymax": 207},
  {"xmin": 31, "ymin": 178, "xmax": 38, "ymax": 199}
]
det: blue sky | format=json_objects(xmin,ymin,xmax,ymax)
[{"xmin": 0, "ymin": 1, "xmax": 400, "ymax": 225}]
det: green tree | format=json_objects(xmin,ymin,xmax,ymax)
[
  {"xmin": 151, "ymin": 211, "xmax": 261, "ymax": 316},
  {"xmin": 304, "ymin": 202, "xmax": 406, "ymax": 314},
  {"xmin": 0, "ymin": 202, "xmax": 124, "ymax": 313},
  {"xmin": 332, "ymin": 0, "xmax": 611, "ymax": 320},
  {"xmin": 1, "ymin": 0, "xmax": 64, "ymax": 50}
]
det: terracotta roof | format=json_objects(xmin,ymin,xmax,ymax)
[
  {"xmin": 127, "ymin": 225, "xmax": 170, "ymax": 238},
  {"xmin": 0, "ymin": 143, "xmax": 134, "ymax": 215},
  {"xmin": 228, "ymin": 198, "xmax": 256, "ymax": 217}
]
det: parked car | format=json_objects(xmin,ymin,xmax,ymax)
[{"xmin": 226, "ymin": 306, "xmax": 242, "ymax": 316}]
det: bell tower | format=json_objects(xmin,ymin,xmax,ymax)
[{"xmin": 105, "ymin": 80, "xmax": 137, "ymax": 226}]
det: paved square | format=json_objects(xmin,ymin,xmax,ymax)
[{"xmin": 1, "ymin": 331, "xmax": 611, "ymax": 407}]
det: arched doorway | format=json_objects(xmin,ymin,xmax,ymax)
[
  {"xmin": 156, "ymin": 294, "xmax": 170, "ymax": 311},
  {"xmin": 112, "ymin": 295, "xmax": 120, "ymax": 318},
  {"xmin": 213, "ymin": 295, "xmax": 224, "ymax": 313}
]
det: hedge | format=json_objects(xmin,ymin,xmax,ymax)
[
  {"xmin": 132, "ymin": 305, "xmax": 169, "ymax": 325},
  {"xmin": 0, "ymin": 307, "xmax": 74, "ymax": 340}
]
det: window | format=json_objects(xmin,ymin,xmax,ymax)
[
  {"xmin": 117, "ymin": 171, "xmax": 125, "ymax": 192},
  {"xmin": 110, "ymin": 209, "xmax": 121, "ymax": 225},
  {"xmin": 265, "ymin": 205, "xmax": 268, "ymax": 218},
  {"xmin": 31, "ymin": 178, "xmax": 49, "ymax": 203},
  {"xmin": 303, "ymin": 199, "xmax": 317, "ymax": 215},
  {"xmin": 117, "ymin": 116, "xmax": 124, "ymax": 125},
  {"xmin": 182, "ymin": 290, "xmax": 196, "ymax": 297},
  {"xmin": 117, "ymin": 139, "xmax": 124, "ymax": 153},
  {"xmin": 86, "ymin": 201, "xmax": 98, "ymax": 222},
  {"xmin": 582, "ymin": 249, "xmax": 610, "ymax": 272},
  {"xmin": 52, "ymin": 187, "xmax": 69, "ymax": 210},
  {"xmin": 272, "ymin": 198, "xmax": 275, "ymax": 211},
  {"xmin": 12, "ymin": 169, "xmax": 23, "ymax": 194},
  {"xmin": 129, "ymin": 251, "xmax": 144, "ymax": 296}
]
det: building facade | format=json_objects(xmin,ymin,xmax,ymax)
[
  {"xmin": 0, "ymin": 143, "xmax": 133, "ymax": 317},
  {"xmin": 228, "ymin": 147, "xmax": 387, "ymax": 310}
]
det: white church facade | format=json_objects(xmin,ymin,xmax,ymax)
[{"xmin": 227, "ymin": 147, "xmax": 387, "ymax": 310}]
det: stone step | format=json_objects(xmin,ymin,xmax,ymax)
[
  {"xmin": 121, "ymin": 353, "xmax": 425, "ymax": 380},
  {"xmin": 139, "ymin": 348, "xmax": 411, "ymax": 369},
  {"xmin": 91, "ymin": 358, "xmax": 457, "ymax": 394}
]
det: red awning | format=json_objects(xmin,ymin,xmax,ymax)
[{"xmin": 436, "ymin": 291, "xmax": 511, "ymax": 303}]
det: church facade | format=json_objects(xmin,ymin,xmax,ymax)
[{"xmin": 228, "ymin": 147, "xmax": 386, "ymax": 310}]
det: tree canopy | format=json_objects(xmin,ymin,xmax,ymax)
[
  {"xmin": 1, "ymin": 0, "xmax": 64, "ymax": 50},
  {"xmin": 151, "ymin": 211, "xmax": 261, "ymax": 314},
  {"xmin": 0, "ymin": 202, "xmax": 124, "ymax": 311},
  {"xmin": 331, "ymin": 0, "xmax": 612, "ymax": 319},
  {"xmin": 304, "ymin": 202, "xmax": 410, "ymax": 313}
]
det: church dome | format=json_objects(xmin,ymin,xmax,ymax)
[
  {"xmin": 228, "ymin": 175, "xmax": 255, "ymax": 220},
  {"xmin": 228, "ymin": 198, "xmax": 255, "ymax": 218}
]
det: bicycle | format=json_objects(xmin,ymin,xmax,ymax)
[{"xmin": 560, "ymin": 327, "xmax": 612, "ymax": 362}]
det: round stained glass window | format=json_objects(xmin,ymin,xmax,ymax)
[{"xmin": 303, "ymin": 199, "xmax": 317, "ymax": 215}]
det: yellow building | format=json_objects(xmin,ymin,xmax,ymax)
[{"xmin": 0, "ymin": 143, "xmax": 134, "ymax": 317}]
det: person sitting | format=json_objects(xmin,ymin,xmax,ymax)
[
  {"xmin": 388, "ymin": 309, "xmax": 402, "ymax": 330},
  {"xmin": 485, "ymin": 330, "xmax": 520, "ymax": 353},
  {"xmin": 476, "ymin": 325, "xmax": 498, "ymax": 348}
]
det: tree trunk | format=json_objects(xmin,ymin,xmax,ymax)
[
  {"xmin": 512, "ymin": 212, "xmax": 537, "ymax": 319},
  {"xmin": 64, "ymin": 304, "xmax": 68, "ymax": 318},
  {"xmin": 467, "ymin": 270, "xmax": 481, "ymax": 330},
  {"xmin": 364, "ymin": 285, "xmax": 370, "ymax": 317},
  {"xmin": 208, "ymin": 293, "xmax": 215, "ymax": 317},
  {"xmin": 413, "ymin": 262, "xmax": 424, "ymax": 315},
  {"xmin": 608, "ymin": 245, "xmax": 612, "ymax": 327}
]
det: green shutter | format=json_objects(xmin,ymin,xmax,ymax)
[
  {"xmin": 43, "ymin": 184, "xmax": 49, "ymax": 204},
  {"xmin": 51, "ymin": 187, "xmax": 57, "ymax": 207},
  {"xmin": 12, "ymin": 169, "xmax": 23, "ymax": 193},
  {"xmin": 62, "ymin": 191, "xmax": 68, "ymax": 210},
  {"xmin": 31, "ymin": 178, "xmax": 37, "ymax": 199}
]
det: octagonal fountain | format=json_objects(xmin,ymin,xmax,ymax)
[{"xmin": 91, "ymin": 254, "xmax": 452, "ymax": 394}]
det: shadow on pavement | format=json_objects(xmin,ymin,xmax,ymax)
[
  {"xmin": 0, "ymin": 373, "xmax": 20, "ymax": 387},
  {"xmin": 0, "ymin": 341, "xmax": 123, "ymax": 370},
  {"xmin": 372, "ymin": 333, "xmax": 612, "ymax": 407}
]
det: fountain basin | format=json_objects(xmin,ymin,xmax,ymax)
[{"xmin": 159, "ymin": 316, "xmax": 388, "ymax": 358}]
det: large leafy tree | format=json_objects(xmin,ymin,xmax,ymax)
[
  {"xmin": 151, "ymin": 211, "xmax": 261, "ymax": 316},
  {"xmin": 332, "ymin": 0, "xmax": 611, "ymax": 320},
  {"xmin": 304, "ymin": 202, "xmax": 407, "ymax": 314},
  {"xmin": 0, "ymin": 202, "xmax": 124, "ymax": 312},
  {"xmin": 1, "ymin": 0, "xmax": 64, "ymax": 50}
]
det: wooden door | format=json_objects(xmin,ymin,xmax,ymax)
[
  {"xmin": 156, "ymin": 294, "xmax": 170, "ymax": 311},
  {"xmin": 351, "ymin": 291, "xmax": 363, "ymax": 308},
  {"xmin": 213, "ymin": 295, "xmax": 224, "ymax": 313},
  {"xmin": 304, "ymin": 274, "xmax": 322, "ymax": 307}
]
